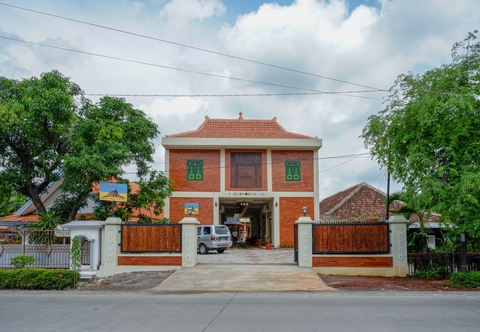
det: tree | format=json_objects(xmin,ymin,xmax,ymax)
[
  {"xmin": 362, "ymin": 31, "xmax": 480, "ymax": 249},
  {"xmin": 0, "ymin": 70, "xmax": 164, "ymax": 222},
  {"xmin": 0, "ymin": 183, "xmax": 28, "ymax": 217}
]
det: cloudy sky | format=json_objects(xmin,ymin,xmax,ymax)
[{"xmin": 1, "ymin": 0, "xmax": 478, "ymax": 199}]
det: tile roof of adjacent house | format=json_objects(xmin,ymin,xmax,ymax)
[
  {"xmin": 166, "ymin": 113, "xmax": 314, "ymax": 139},
  {"xmin": 319, "ymin": 182, "xmax": 442, "ymax": 224},
  {"xmin": 319, "ymin": 182, "xmax": 403, "ymax": 221}
]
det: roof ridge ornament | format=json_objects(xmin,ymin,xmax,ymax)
[{"xmin": 239, "ymin": 112, "xmax": 243, "ymax": 120}]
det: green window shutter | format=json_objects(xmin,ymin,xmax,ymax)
[
  {"xmin": 285, "ymin": 161, "xmax": 301, "ymax": 182},
  {"xmin": 187, "ymin": 160, "xmax": 203, "ymax": 181}
]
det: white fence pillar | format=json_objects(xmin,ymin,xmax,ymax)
[
  {"xmin": 97, "ymin": 217, "xmax": 122, "ymax": 278},
  {"xmin": 295, "ymin": 216, "xmax": 314, "ymax": 268},
  {"xmin": 62, "ymin": 220, "xmax": 103, "ymax": 279},
  {"xmin": 389, "ymin": 215, "xmax": 408, "ymax": 276},
  {"xmin": 180, "ymin": 217, "xmax": 200, "ymax": 267}
]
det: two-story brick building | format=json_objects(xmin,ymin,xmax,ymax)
[{"xmin": 161, "ymin": 113, "xmax": 322, "ymax": 247}]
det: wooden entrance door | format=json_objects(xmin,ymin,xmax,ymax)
[{"xmin": 231, "ymin": 152, "xmax": 262, "ymax": 188}]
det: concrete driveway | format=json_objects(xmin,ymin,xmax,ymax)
[{"xmin": 151, "ymin": 246, "xmax": 334, "ymax": 293}]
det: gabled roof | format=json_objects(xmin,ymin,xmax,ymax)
[
  {"xmin": 319, "ymin": 182, "xmax": 397, "ymax": 221},
  {"xmin": 319, "ymin": 182, "xmax": 442, "ymax": 224},
  {"xmin": 166, "ymin": 113, "xmax": 314, "ymax": 139}
]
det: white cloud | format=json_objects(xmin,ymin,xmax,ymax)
[
  {"xmin": 159, "ymin": 0, "xmax": 226, "ymax": 23},
  {"xmin": 1, "ymin": 0, "xmax": 479, "ymax": 198}
]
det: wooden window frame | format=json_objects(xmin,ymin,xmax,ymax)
[
  {"xmin": 285, "ymin": 160, "xmax": 301, "ymax": 182},
  {"xmin": 187, "ymin": 160, "xmax": 203, "ymax": 181}
]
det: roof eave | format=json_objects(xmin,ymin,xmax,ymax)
[{"xmin": 162, "ymin": 137, "xmax": 322, "ymax": 150}]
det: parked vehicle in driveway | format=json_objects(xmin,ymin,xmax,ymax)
[{"xmin": 197, "ymin": 225, "xmax": 232, "ymax": 254}]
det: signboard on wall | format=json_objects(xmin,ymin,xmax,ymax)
[
  {"xmin": 184, "ymin": 203, "xmax": 199, "ymax": 214},
  {"xmin": 99, "ymin": 182, "xmax": 128, "ymax": 202}
]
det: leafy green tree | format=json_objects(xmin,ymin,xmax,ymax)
[
  {"xmin": 389, "ymin": 189, "xmax": 435, "ymax": 252},
  {"xmin": 0, "ymin": 183, "xmax": 28, "ymax": 217},
  {"xmin": 0, "ymin": 70, "xmax": 161, "ymax": 222},
  {"xmin": 362, "ymin": 31, "xmax": 480, "ymax": 249}
]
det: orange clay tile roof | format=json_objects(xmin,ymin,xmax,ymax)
[
  {"xmin": 166, "ymin": 113, "xmax": 314, "ymax": 139},
  {"xmin": 319, "ymin": 182, "xmax": 441, "ymax": 223},
  {"xmin": 319, "ymin": 182, "xmax": 403, "ymax": 221}
]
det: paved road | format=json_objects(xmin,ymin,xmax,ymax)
[{"xmin": 1, "ymin": 291, "xmax": 479, "ymax": 331}]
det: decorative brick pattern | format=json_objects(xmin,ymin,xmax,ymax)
[
  {"xmin": 272, "ymin": 150, "xmax": 314, "ymax": 192},
  {"xmin": 118, "ymin": 256, "xmax": 182, "ymax": 266},
  {"xmin": 279, "ymin": 197, "xmax": 315, "ymax": 247},
  {"xmin": 312, "ymin": 256, "xmax": 393, "ymax": 268}
]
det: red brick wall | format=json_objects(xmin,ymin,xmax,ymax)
[
  {"xmin": 279, "ymin": 197, "xmax": 315, "ymax": 247},
  {"xmin": 225, "ymin": 149, "xmax": 268, "ymax": 191},
  {"xmin": 312, "ymin": 256, "xmax": 393, "ymax": 268},
  {"xmin": 118, "ymin": 256, "xmax": 182, "ymax": 266},
  {"xmin": 169, "ymin": 197, "xmax": 214, "ymax": 225},
  {"xmin": 272, "ymin": 150, "xmax": 314, "ymax": 192},
  {"xmin": 168, "ymin": 149, "xmax": 220, "ymax": 192}
]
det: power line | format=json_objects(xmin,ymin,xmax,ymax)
[
  {"xmin": 0, "ymin": 36, "xmax": 384, "ymax": 100},
  {"xmin": 0, "ymin": 2, "xmax": 388, "ymax": 92},
  {"xmin": 122, "ymin": 153, "xmax": 371, "ymax": 174},
  {"xmin": 84, "ymin": 91, "xmax": 383, "ymax": 98}
]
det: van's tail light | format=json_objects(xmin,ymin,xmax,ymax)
[{"xmin": 211, "ymin": 236, "xmax": 215, "ymax": 241}]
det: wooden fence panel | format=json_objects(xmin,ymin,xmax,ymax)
[
  {"xmin": 313, "ymin": 222, "xmax": 389, "ymax": 254},
  {"xmin": 121, "ymin": 224, "xmax": 181, "ymax": 252}
]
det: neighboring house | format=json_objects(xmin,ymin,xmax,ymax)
[
  {"xmin": 162, "ymin": 113, "xmax": 322, "ymax": 247},
  {"xmin": 319, "ymin": 182, "xmax": 396, "ymax": 222},
  {"xmin": 0, "ymin": 181, "xmax": 161, "ymax": 223},
  {"xmin": 319, "ymin": 182, "xmax": 445, "ymax": 248},
  {"xmin": 0, "ymin": 180, "xmax": 96, "ymax": 223}
]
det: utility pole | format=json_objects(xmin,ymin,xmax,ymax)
[{"xmin": 385, "ymin": 173, "xmax": 390, "ymax": 221}]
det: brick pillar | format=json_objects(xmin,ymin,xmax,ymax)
[
  {"xmin": 295, "ymin": 216, "xmax": 314, "ymax": 268},
  {"xmin": 180, "ymin": 217, "xmax": 200, "ymax": 267},
  {"xmin": 389, "ymin": 215, "xmax": 408, "ymax": 276}
]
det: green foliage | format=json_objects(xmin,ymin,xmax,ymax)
[
  {"xmin": 0, "ymin": 268, "xmax": 80, "ymax": 290},
  {"xmin": 450, "ymin": 271, "xmax": 480, "ymax": 288},
  {"xmin": 10, "ymin": 255, "xmax": 35, "ymax": 268},
  {"xmin": 0, "ymin": 70, "xmax": 160, "ymax": 222},
  {"xmin": 27, "ymin": 213, "xmax": 62, "ymax": 244},
  {"xmin": 70, "ymin": 236, "xmax": 82, "ymax": 287},
  {"xmin": 407, "ymin": 231, "xmax": 430, "ymax": 253},
  {"xmin": 362, "ymin": 31, "xmax": 480, "ymax": 248},
  {"xmin": 264, "ymin": 235, "xmax": 271, "ymax": 244},
  {"xmin": 0, "ymin": 183, "xmax": 28, "ymax": 217},
  {"xmin": 413, "ymin": 266, "xmax": 444, "ymax": 280}
]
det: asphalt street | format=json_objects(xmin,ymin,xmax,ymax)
[{"xmin": 1, "ymin": 291, "xmax": 479, "ymax": 332}]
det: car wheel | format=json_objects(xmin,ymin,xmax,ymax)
[
  {"xmin": 217, "ymin": 248, "xmax": 225, "ymax": 254},
  {"xmin": 199, "ymin": 243, "xmax": 208, "ymax": 254}
]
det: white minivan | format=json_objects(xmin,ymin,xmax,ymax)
[{"xmin": 197, "ymin": 225, "xmax": 232, "ymax": 254}]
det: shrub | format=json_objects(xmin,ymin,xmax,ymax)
[
  {"xmin": 0, "ymin": 269, "xmax": 80, "ymax": 290},
  {"xmin": 413, "ymin": 266, "xmax": 444, "ymax": 280},
  {"xmin": 450, "ymin": 271, "xmax": 480, "ymax": 289},
  {"xmin": 10, "ymin": 255, "xmax": 35, "ymax": 268}
]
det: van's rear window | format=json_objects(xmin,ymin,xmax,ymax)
[{"xmin": 215, "ymin": 226, "xmax": 229, "ymax": 234}]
